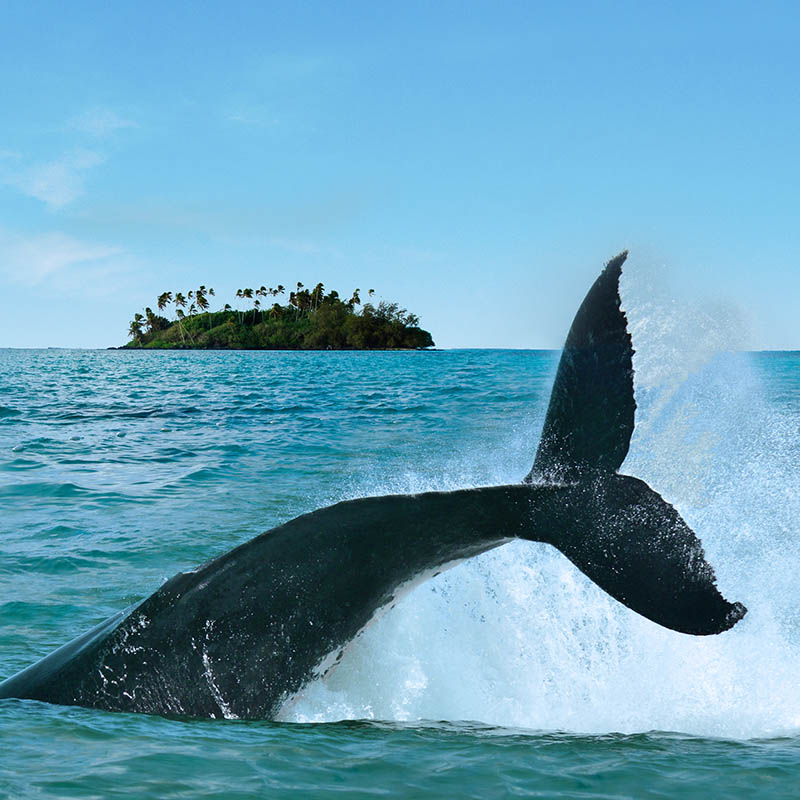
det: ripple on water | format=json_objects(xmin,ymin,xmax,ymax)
[
  {"xmin": 0, "ymin": 457, "xmax": 45, "ymax": 471},
  {"xmin": 0, "ymin": 481, "xmax": 92, "ymax": 498}
]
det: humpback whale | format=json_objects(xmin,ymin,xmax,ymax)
[{"xmin": 0, "ymin": 252, "xmax": 747, "ymax": 719}]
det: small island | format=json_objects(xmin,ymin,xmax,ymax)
[{"xmin": 124, "ymin": 283, "xmax": 434, "ymax": 350}]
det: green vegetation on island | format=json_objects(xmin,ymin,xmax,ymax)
[{"xmin": 124, "ymin": 283, "xmax": 434, "ymax": 350}]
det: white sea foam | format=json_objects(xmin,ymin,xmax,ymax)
[{"xmin": 281, "ymin": 258, "xmax": 800, "ymax": 738}]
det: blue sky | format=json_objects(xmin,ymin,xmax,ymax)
[{"xmin": 1, "ymin": 1, "xmax": 798, "ymax": 348}]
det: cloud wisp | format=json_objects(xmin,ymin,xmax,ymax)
[
  {"xmin": 1, "ymin": 108, "xmax": 136, "ymax": 208},
  {"xmin": 70, "ymin": 108, "xmax": 138, "ymax": 138},
  {"xmin": 0, "ymin": 228, "xmax": 124, "ymax": 289},
  {"xmin": 226, "ymin": 105, "xmax": 281, "ymax": 128},
  {"xmin": 3, "ymin": 149, "xmax": 106, "ymax": 209}
]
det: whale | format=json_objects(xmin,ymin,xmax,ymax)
[{"xmin": 0, "ymin": 251, "xmax": 747, "ymax": 719}]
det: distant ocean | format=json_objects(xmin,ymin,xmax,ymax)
[{"xmin": 1, "ymin": 343, "xmax": 798, "ymax": 798}]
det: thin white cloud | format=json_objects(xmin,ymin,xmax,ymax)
[
  {"xmin": 253, "ymin": 53, "xmax": 330, "ymax": 82},
  {"xmin": 0, "ymin": 228, "xmax": 122, "ymax": 286},
  {"xmin": 4, "ymin": 149, "xmax": 105, "ymax": 209},
  {"xmin": 0, "ymin": 108, "xmax": 135, "ymax": 207},
  {"xmin": 226, "ymin": 104, "xmax": 282, "ymax": 129},
  {"xmin": 266, "ymin": 236, "xmax": 331, "ymax": 255},
  {"xmin": 71, "ymin": 108, "xmax": 138, "ymax": 137}
]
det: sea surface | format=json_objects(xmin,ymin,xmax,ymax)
[{"xmin": 1, "ymin": 309, "xmax": 799, "ymax": 796}]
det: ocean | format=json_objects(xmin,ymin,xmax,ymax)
[{"xmin": 1, "ymin": 306, "xmax": 799, "ymax": 796}]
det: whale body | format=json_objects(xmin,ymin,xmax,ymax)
[{"xmin": 0, "ymin": 252, "xmax": 747, "ymax": 719}]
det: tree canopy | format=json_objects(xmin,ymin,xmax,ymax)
[{"xmin": 124, "ymin": 283, "xmax": 434, "ymax": 350}]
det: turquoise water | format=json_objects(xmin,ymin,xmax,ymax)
[{"xmin": 1, "ymin": 340, "xmax": 799, "ymax": 798}]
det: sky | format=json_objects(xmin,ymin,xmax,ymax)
[{"xmin": 1, "ymin": 0, "xmax": 798, "ymax": 349}]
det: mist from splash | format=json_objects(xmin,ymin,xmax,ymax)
[{"xmin": 280, "ymin": 257, "xmax": 800, "ymax": 738}]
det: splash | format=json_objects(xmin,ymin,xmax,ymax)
[{"xmin": 280, "ymin": 258, "xmax": 800, "ymax": 738}]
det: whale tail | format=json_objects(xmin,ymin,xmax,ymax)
[{"xmin": 523, "ymin": 251, "xmax": 746, "ymax": 635}]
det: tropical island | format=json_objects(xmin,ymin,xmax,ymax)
[{"xmin": 124, "ymin": 283, "xmax": 434, "ymax": 350}]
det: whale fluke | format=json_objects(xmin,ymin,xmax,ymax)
[
  {"xmin": 525, "ymin": 250, "xmax": 744, "ymax": 634},
  {"xmin": 0, "ymin": 252, "xmax": 747, "ymax": 720},
  {"xmin": 528, "ymin": 250, "xmax": 634, "ymax": 483},
  {"xmin": 541, "ymin": 474, "xmax": 746, "ymax": 635}
]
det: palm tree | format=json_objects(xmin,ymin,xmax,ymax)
[
  {"xmin": 144, "ymin": 307, "xmax": 158, "ymax": 333},
  {"xmin": 174, "ymin": 293, "xmax": 187, "ymax": 342},
  {"xmin": 128, "ymin": 313, "xmax": 145, "ymax": 345},
  {"xmin": 311, "ymin": 282, "xmax": 324, "ymax": 310},
  {"xmin": 293, "ymin": 283, "xmax": 312, "ymax": 316},
  {"xmin": 157, "ymin": 292, "xmax": 172, "ymax": 314},
  {"xmin": 261, "ymin": 286, "xmax": 275, "ymax": 321},
  {"xmin": 196, "ymin": 288, "xmax": 210, "ymax": 328},
  {"xmin": 175, "ymin": 308, "xmax": 187, "ymax": 345},
  {"xmin": 241, "ymin": 288, "xmax": 254, "ymax": 323}
]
